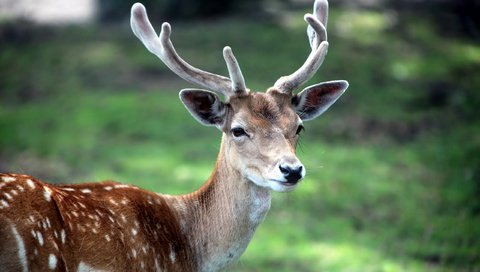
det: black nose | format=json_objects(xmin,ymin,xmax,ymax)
[{"xmin": 279, "ymin": 165, "xmax": 303, "ymax": 183}]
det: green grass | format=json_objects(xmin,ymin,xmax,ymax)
[{"xmin": 1, "ymin": 6, "xmax": 479, "ymax": 271}]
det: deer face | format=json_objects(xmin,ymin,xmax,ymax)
[
  {"xmin": 224, "ymin": 91, "xmax": 304, "ymax": 192},
  {"xmin": 179, "ymin": 81, "xmax": 347, "ymax": 192}
]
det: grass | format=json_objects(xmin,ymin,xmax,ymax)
[{"xmin": 1, "ymin": 5, "xmax": 479, "ymax": 271}]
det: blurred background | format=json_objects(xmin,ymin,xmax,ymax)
[{"xmin": 0, "ymin": 0, "xmax": 479, "ymax": 271}]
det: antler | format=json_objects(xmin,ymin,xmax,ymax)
[
  {"xmin": 130, "ymin": 3, "xmax": 247, "ymax": 97},
  {"xmin": 273, "ymin": 0, "xmax": 329, "ymax": 94}
]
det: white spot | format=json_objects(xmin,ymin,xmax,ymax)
[
  {"xmin": 46, "ymin": 218, "xmax": 51, "ymax": 228},
  {"xmin": 4, "ymin": 192, "xmax": 12, "ymax": 200},
  {"xmin": 141, "ymin": 261, "xmax": 145, "ymax": 269},
  {"xmin": 80, "ymin": 189, "xmax": 91, "ymax": 194},
  {"xmin": 108, "ymin": 216, "xmax": 115, "ymax": 223},
  {"xmin": 104, "ymin": 186, "xmax": 112, "ymax": 191},
  {"xmin": 79, "ymin": 202, "xmax": 87, "ymax": 209},
  {"xmin": 0, "ymin": 199, "xmax": 9, "ymax": 208},
  {"xmin": 132, "ymin": 248, "xmax": 137, "ymax": 258},
  {"xmin": 11, "ymin": 190, "xmax": 18, "ymax": 196},
  {"xmin": 34, "ymin": 249, "xmax": 38, "ymax": 256},
  {"xmin": 44, "ymin": 187, "xmax": 52, "ymax": 202},
  {"xmin": 11, "ymin": 224, "xmax": 28, "ymax": 272},
  {"xmin": 121, "ymin": 199, "xmax": 128, "ymax": 205},
  {"xmin": 49, "ymin": 254, "xmax": 57, "ymax": 270},
  {"xmin": 170, "ymin": 248, "xmax": 176, "ymax": 262},
  {"xmin": 72, "ymin": 211, "xmax": 79, "ymax": 217},
  {"xmin": 31, "ymin": 230, "xmax": 37, "ymax": 238},
  {"xmin": 29, "ymin": 215, "xmax": 35, "ymax": 223},
  {"xmin": 16, "ymin": 185, "xmax": 25, "ymax": 192},
  {"xmin": 61, "ymin": 229, "xmax": 66, "ymax": 244},
  {"xmin": 121, "ymin": 214, "xmax": 127, "ymax": 223},
  {"xmin": 131, "ymin": 228, "xmax": 138, "ymax": 236},
  {"xmin": 2, "ymin": 176, "xmax": 16, "ymax": 183},
  {"xmin": 92, "ymin": 228, "xmax": 98, "ymax": 234},
  {"xmin": 77, "ymin": 262, "xmax": 103, "ymax": 272},
  {"xmin": 54, "ymin": 230, "xmax": 58, "ymax": 238},
  {"xmin": 114, "ymin": 184, "xmax": 129, "ymax": 189},
  {"xmin": 62, "ymin": 187, "xmax": 75, "ymax": 191},
  {"xmin": 26, "ymin": 179, "xmax": 35, "ymax": 189},
  {"xmin": 109, "ymin": 199, "xmax": 118, "ymax": 206},
  {"xmin": 105, "ymin": 234, "xmax": 111, "ymax": 242},
  {"xmin": 36, "ymin": 231, "xmax": 44, "ymax": 246}
]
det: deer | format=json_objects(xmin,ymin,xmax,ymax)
[{"xmin": 0, "ymin": 0, "xmax": 348, "ymax": 271}]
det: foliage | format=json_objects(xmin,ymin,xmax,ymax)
[{"xmin": 0, "ymin": 5, "xmax": 479, "ymax": 271}]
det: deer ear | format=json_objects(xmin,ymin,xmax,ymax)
[
  {"xmin": 179, "ymin": 89, "xmax": 227, "ymax": 127},
  {"xmin": 292, "ymin": 80, "xmax": 348, "ymax": 121}
]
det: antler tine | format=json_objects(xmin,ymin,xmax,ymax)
[
  {"xmin": 313, "ymin": 0, "xmax": 328, "ymax": 28},
  {"xmin": 223, "ymin": 46, "xmax": 247, "ymax": 93},
  {"xmin": 273, "ymin": 0, "xmax": 329, "ymax": 94},
  {"xmin": 131, "ymin": 3, "xmax": 247, "ymax": 97}
]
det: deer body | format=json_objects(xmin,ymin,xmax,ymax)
[
  {"xmin": 0, "ymin": 137, "xmax": 268, "ymax": 271},
  {"xmin": 0, "ymin": 0, "xmax": 348, "ymax": 271}
]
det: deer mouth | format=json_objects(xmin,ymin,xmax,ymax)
[
  {"xmin": 279, "ymin": 180, "xmax": 301, "ymax": 187},
  {"xmin": 271, "ymin": 179, "xmax": 302, "ymax": 188},
  {"xmin": 285, "ymin": 180, "xmax": 301, "ymax": 185}
]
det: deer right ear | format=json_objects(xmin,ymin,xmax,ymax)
[
  {"xmin": 179, "ymin": 89, "xmax": 227, "ymax": 128},
  {"xmin": 292, "ymin": 80, "xmax": 348, "ymax": 121}
]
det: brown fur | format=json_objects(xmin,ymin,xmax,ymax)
[{"xmin": 0, "ymin": 173, "xmax": 195, "ymax": 271}]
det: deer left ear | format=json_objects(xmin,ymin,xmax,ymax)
[
  {"xmin": 292, "ymin": 80, "xmax": 348, "ymax": 121},
  {"xmin": 179, "ymin": 89, "xmax": 227, "ymax": 128}
]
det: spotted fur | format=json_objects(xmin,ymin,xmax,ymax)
[{"xmin": 0, "ymin": 174, "xmax": 195, "ymax": 271}]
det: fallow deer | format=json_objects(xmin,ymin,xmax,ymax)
[{"xmin": 0, "ymin": 0, "xmax": 348, "ymax": 271}]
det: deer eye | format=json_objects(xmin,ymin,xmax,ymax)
[
  {"xmin": 295, "ymin": 124, "xmax": 305, "ymax": 135},
  {"xmin": 231, "ymin": 127, "xmax": 248, "ymax": 138}
]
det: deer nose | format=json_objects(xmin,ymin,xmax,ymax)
[{"xmin": 279, "ymin": 164, "xmax": 304, "ymax": 183}]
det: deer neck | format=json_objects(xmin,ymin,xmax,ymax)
[{"xmin": 173, "ymin": 135, "xmax": 272, "ymax": 271}]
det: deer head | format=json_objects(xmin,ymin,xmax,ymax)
[{"xmin": 130, "ymin": 0, "xmax": 348, "ymax": 193}]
